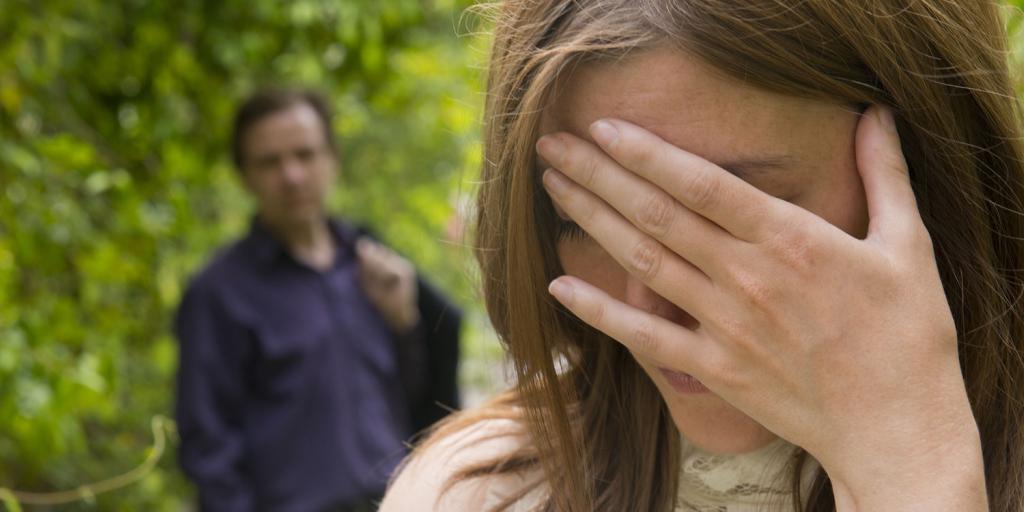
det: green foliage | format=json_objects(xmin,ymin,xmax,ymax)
[
  {"xmin": 1008, "ymin": 1, "xmax": 1024, "ymax": 95},
  {"xmin": 0, "ymin": 0, "xmax": 486, "ymax": 509}
]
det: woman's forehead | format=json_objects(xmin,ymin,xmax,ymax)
[{"xmin": 540, "ymin": 46, "xmax": 857, "ymax": 175}]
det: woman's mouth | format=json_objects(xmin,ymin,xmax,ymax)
[{"xmin": 658, "ymin": 368, "xmax": 710, "ymax": 394}]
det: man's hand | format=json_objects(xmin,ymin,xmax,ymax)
[{"xmin": 357, "ymin": 238, "xmax": 420, "ymax": 334}]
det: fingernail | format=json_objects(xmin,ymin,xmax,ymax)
[
  {"xmin": 536, "ymin": 135, "xmax": 565, "ymax": 160},
  {"xmin": 542, "ymin": 169, "xmax": 571, "ymax": 195},
  {"xmin": 548, "ymin": 278, "xmax": 574, "ymax": 303},
  {"xmin": 590, "ymin": 120, "xmax": 619, "ymax": 147}
]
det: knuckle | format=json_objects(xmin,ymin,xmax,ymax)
[
  {"xmin": 731, "ymin": 269, "xmax": 774, "ymax": 307},
  {"xmin": 634, "ymin": 193, "xmax": 676, "ymax": 236},
  {"xmin": 578, "ymin": 153, "xmax": 602, "ymax": 189},
  {"xmin": 626, "ymin": 238, "xmax": 663, "ymax": 280},
  {"xmin": 684, "ymin": 169, "xmax": 720, "ymax": 211},
  {"xmin": 862, "ymin": 255, "xmax": 906, "ymax": 306},
  {"xmin": 703, "ymin": 351, "xmax": 741, "ymax": 388},
  {"xmin": 565, "ymin": 192, "xmax": 596, "ymax": 225},
  {"xmin": 626, "ymin": 139, "xmax": 658, "ymax": 169},
  {"xmin": 878, "ymin": 252, "xmax": 912, "ymax": 285},
  {"xmin": 589, "ymin": 299, "xmax": 607, "ymax": 329},
  {"xmin": 630, "ymin": 317, "xmax": 658, "ymax": 354},
  {"xmin": 770, "ymin": 228, "xmax": 819, "ymax": 274},
  {"xmin": 715, "ymin": 315, "xmax": 749, "ymax": 344}
]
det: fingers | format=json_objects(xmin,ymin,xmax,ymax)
[
  {"xmin": 855, "ymin": 106, "xmax": 927, "ymax": 248},
  {"xmin": 583, "ymin": 119, "xmax": 785, "ymax": 242},
  {"xmin": 547, "ymin": 275, "xmax": 709, "ymax": 378},
  {"xmin": 536, "ymin": 131, "xmax": 739, "ymax": 277},
  {"xmin": 542, "ymin": 168, "xmax": 717, "ymax": 320},
  {"xmin": 357, "ymin": 238, "xmax": 408, "ymax": 288}
]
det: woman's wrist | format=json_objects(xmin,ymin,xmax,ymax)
[{"xmin": 828, "ymin": 411, "xmax": 987, "ymax": 512}]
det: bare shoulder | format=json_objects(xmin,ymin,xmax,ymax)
[{"xmin": 379, "ymin": 416, "xmax": 544, "ymax": 511}]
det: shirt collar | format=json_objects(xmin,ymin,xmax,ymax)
[{"xmin": 244, "ymin": 215, "xmax": 360, "ymax": 268}]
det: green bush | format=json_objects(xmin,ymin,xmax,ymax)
[{"xmin": 0, "ymin": 1, "xmax": 485, "ymax": 509}]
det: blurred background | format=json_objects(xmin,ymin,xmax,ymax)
[
  {"xmin": 0, "ymin": 0, "xmax": 502, "ymax": 509},
  {"xmin": 1, "ymin": 0, "xmax": 1022, "ymax": 510}
]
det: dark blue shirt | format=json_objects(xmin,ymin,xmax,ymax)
[{"xmin": 174, "ymin": 219, "xmax": 447, "ymax": 511}]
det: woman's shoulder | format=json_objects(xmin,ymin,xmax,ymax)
[{"xmin": 379, "ymin": 409, "xmax": 546, "ymax": 511}]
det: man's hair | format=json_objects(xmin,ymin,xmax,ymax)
[{"xmin": 230, "ymin": 87, "xmax": 337, "ymax": 171}]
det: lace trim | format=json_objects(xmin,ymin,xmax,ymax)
[
  {"xmin": 676, "ymin": 437, "xmax": 814, "ymax": 512},
  {"xmin": 479, "ymin": 437, "xmax": 818, "ymax": 512}
]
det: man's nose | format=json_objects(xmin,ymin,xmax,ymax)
[{"xmin": 279, "ymin": 157, "xmax": 306, "ymax": 184}]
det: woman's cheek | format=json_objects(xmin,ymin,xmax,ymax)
[{"xmin": 556, "ymin": 238, "xmax": 628, "ymax": 300}]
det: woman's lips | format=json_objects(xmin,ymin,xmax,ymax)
[
  {"xmin": 658, "ymin": 368, "xmax": 710, "ymax": 394},
  {"xmin": 631, "ymin": 293, "xmax": 705, "ymax": 393},
  {"xmin": 651, "ymin": 302, "xmax": 705, "ymax": 393}
]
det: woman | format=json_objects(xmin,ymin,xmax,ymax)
[{"xmin": 382, "ymin": 0, "xmax": 1024, "ymax": 510}]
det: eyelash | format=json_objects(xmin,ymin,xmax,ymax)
[{"xmin": 556, "ymin": 218, "xmax": 588, "ymax": 241}]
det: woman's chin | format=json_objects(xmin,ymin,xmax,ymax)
[{"xmin": 667, "ymin": 397, "xmax": 779, "ymax": 454}]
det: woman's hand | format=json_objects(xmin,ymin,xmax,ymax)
[{"xmin": 537, "ymin": 106, "xmax": 986, "ymax": 510}]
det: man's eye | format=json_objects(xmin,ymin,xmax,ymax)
[
  {"xmin": 255, "ymin": 156, "xmax": 280, "ymax": 172},
  {"xmin": 296, "ymin": 148, "xmax": 316, "ymax": 161}
]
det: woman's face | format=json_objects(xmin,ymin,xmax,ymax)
[{"xmin": 541, "ymin": 46, "xmax": 869, "ymax": 454}]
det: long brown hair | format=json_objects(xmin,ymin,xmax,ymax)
[{"xmin": 422, "ymin": 1, "xmax": 1024, "ymax": 511}]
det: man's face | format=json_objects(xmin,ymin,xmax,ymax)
[{"xmin": 240, "ymin": 103, "xmax": 337, "ymax": 231}]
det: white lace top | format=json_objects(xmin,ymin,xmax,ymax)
[
  {"xmin": 675, "ymin": 437, "xmax": 817, "ymax": 511},
  {"xmin": 481, "ymin": 436, "xmax": 818, "ymax": 512}
]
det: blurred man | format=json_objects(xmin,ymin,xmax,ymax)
[{"xmin": 174, "ymin": 89, "xmax": 461, "ymax": 512}]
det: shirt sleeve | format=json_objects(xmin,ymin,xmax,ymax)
[
  {"xmin": 410, "ymin": 277, "xmax": 464, "ymax": 432},
  {"xmin": 394, "ymin": 316, "xmax": 428, "ymax": 407},
  {"xmin": 174, "ymin": 279, "xmax": 254, "ymax": 512}
]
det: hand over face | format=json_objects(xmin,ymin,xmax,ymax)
[
  {"xmin": 537, "ymin": 106, "xmax": 979, "ymax": 494},
  {"xmin": 357, "ymin": 238, "xmax": 419, "ymax": 334}
]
